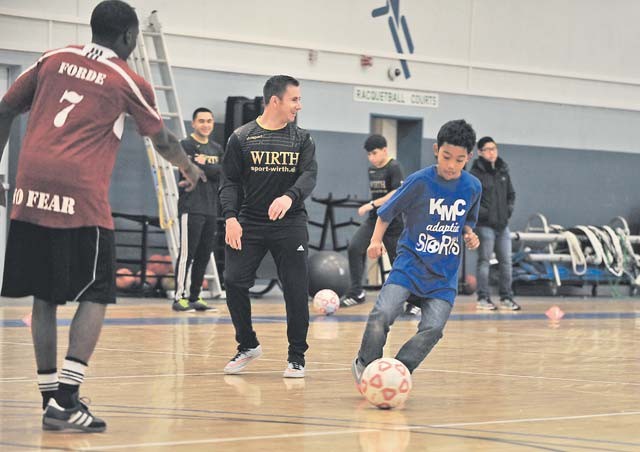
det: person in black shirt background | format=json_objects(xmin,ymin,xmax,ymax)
[
  {"xmin": 341, "ymin": 135, "xmax": 405, "ymax": 308},
  {"xmin": 220, "ymin": 75, "xmax": 317, "ymax": 378},
  {"xmin": 172, "ymin": 107, "xmax": 223, "ymax": 312}
]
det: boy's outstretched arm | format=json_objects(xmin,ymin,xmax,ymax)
[
  {"xmin": 367, "ymin": 217, "xmax": 391, "ymax": 259},
  {"xmin": 463, "ymin": 225, "xmax": 480, "ymax": 250}
]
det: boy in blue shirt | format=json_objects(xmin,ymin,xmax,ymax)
[{"xmin": 352, "ymin": 119, "xmax": 482, "ymax": 384}]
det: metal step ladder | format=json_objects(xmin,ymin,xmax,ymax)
[{"xmin": 128, "ymin": 10, "xmax": 223, "ymax": 299}]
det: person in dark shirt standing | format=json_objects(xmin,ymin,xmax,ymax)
[
  {"xmin": 470, "ymin": 136, "xmax": 520, "ymax": 311},
  {"xmin": 341, "ymin": 135, "xmax": 404, "ymax": 308},
  {"xmin": 172, "ymin": 107, "xmax": 223, "ymax": 312},
  {"xmin": 220, "ymin": 75, "xmax": 317, "ymax": 378}
]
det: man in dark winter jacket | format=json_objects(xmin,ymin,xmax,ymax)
[{"xmin": 470, "ymin": 137, "xmax": 520, "ymax": 311}]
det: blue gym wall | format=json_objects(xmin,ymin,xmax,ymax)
[
  {"xmin": 172, "ymin": 69, "xmax": 640, "ymax": 237},
  {"xmin": 4, "ymin": 60, "xmax": 640, "ymax": 261},
  {"xmin": 108, "ymin": 67, "xmax": 640, "ymax": 242}
]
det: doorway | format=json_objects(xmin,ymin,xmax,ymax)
[{"xmin": 370, "ymin": 115, "xmax": 423, "ymax": 176}]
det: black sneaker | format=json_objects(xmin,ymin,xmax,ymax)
[
  {"xmin": 476, "ymin": 297, "xmax": 497, "ymax": 311},
  {"xmin": 340, "ymin": 290, "xmax": 366, "ymax": 308},
  {"xmin": 42, "ymin": 398, "xmax": 106, "ymax": 433},
  {"xmin": 404, "ymin": 303, "xmax": 421, "ymax": 316},
  {"xmin": 500, "ymin": 297, "xmax": 521, "ymax": 311}
]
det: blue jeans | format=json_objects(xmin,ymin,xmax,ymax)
[
  {"xmin": 476, "ymin": 226, "xmax": 513, "ymax": 299},
  {"xmin": 357, "ymin": 284, "xmax": 452, "ymax": 373}
]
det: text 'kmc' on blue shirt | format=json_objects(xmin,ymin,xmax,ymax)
[{"xmin": 377, "ymin": 165, "xmax": 482, "ymax": 304}]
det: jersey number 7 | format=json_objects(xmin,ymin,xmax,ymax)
[{"xmin": 54, "ymin": 90, "xmax": 84, "ymax": 128}]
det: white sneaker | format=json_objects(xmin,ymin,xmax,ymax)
[
  {"xmin": 223, "ymin": 345, "xmax": 263, "ymax": 374},
  {"xmin": 283, "ymin": 362, "xmax": 305, "ymax": 378}
]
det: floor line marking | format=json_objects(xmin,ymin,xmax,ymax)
[
  {"xmin": 418, "ymin": 368, "xmax": 640, "ymax": 386},
  {"xmin": 1, "ymin": 366, "xmax": 637, "ymax": 387},
  {"xmin": 62, "ymin": 410, "xmax": 640, "ymax": 451},
  {"xmin": 429, "ymin": 410, "xmax": 640, "ymax": 427},
  {"xmin": 78, "ymin": 428, "xmax": 378, "ymax": 450}
]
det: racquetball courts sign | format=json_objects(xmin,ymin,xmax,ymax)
[{"xmin": 353, "ymin": 86, "xmax": 439, "ymax": 108}]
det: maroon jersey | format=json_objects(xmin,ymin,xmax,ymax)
[{"xmin": 2, "ymin": 43, "xmax": 163, "ymax": 229}]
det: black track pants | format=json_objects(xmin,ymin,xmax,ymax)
[
  {"xmin": 175, "ymin": 213, "xmax": 217, "ymax": 301},
  {"xmin": 224, "ymin": 224, "xmax": 310, "ymax": 365}
]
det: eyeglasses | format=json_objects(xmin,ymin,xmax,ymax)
[{"xmin": 481, "ymin": 146, "xmax": 497, "ymax": 152}]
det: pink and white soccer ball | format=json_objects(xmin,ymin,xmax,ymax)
[
  {"xmin": 312, "ymin": 289, "xmax": 340, "ymax": 315},
  {"xmin": 361, "ymin": 358, "xmax": 412, "ymax": 409}
]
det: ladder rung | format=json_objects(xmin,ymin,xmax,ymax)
[
  {"xmin": 156, "ymin": 163, "xmax": 180, "ymax": 171},
  {"xmin": 133, "ymin": 11, "xmax": 223, "ymax": 299},
  {"xmin": 132, "ymin": 55, "xmax": 167, "ymax": 65}
]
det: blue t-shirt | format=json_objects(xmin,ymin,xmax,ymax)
[{"xmin": 377, "ymin": 165, "xmax": 482, "ymax": 304}]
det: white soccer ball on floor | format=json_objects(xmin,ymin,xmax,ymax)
[
  {"xmin": 312, "ymin": 289, "xmax": 340, "ymax": 315},
  {"xmin": 361, "ymin": 358, "xmax": 412, "ymax": 409}
]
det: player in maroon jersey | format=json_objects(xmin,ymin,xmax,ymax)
[{"xmin": 0, "ymin": 0, "xmax": 204, "ymax": 432}]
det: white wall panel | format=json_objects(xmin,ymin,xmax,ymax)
[
  {"xmin": 3, "ymin": 0, "xmax": 81, "ymax": 15},
  {"xmin": 0, "ymin": 15, "xmax": 50, "ymax": 53},
  {"xmin": 472, "ymin": 0, "xmax": 640, "ymax": 79},
  {"xmin": 470, "ymin": 68, "xmax": 640, "ymax": 111},
  {"xmin": 51, "ymin": 22, "xmax": 88, "ymax": 50},
  {"xmin": 1, "ymin": 0, "xmax": 639, "ymax": 111}
]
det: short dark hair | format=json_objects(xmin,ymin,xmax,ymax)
[
  {"xmin": 477, "ymin": 136, "xmax": 496, "ymax": 151},
  {"xmin": 192, "ymin": 107, "xmax": 213, "ymax": 120},
  {"xmin": 364, "ymin": 134, "xmax": 387, "ymax": 152},
  {"xmin": 90, "ymin": 0, "xmax": 139, "ymax": 43},
  {"xmin": 263, "ymin": 75, "xmax": 299, "ymax": 105},
  {"xmin": 436, "ymin": 119, "xmax": 476, "ymax": 154}
]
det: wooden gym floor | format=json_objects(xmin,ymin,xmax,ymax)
[{"xmin": 0, "ymin": 291, "xmax": 638, "ymax": 451}]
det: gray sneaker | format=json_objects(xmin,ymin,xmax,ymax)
[
  {"xmin": 476, "ymin": 297, "xmax": 497, "ymax": 311},
  {"xmin": 283, "ymin": 362, "xmax": 305, "ymax": 378},
  {"xmin": 172, "ymin": 298, "xmax": 195, "ymax": 312},
  {"xmin": 500, "ymin": 297, "xmax": 521, "ymax": 311},
  {"xmin": 351, "ymin": 356, "xmax": 365, "ymax": 393},
  {"xmin": 189, "ymin": 297, "xmax": 218, "ymax": 312},
  {"xmin": 223, "ymin": 345, "xmax": 263, "ymax": 374}
]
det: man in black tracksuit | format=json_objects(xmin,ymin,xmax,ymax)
[
  {"xmin": 173, "ymin": 107, "xmax": 223, "ymax": 312},
  {"xmin": 470, "ymin": 136, "xmax": 520, "ymax": 311},
  {"xmin": 220, "ymin": 75, "xmax": 317, "ymax": 378}
]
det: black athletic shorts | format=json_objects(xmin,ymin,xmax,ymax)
[{"xmin": 1, "ymin": 220, "xmax": 116, "ymax": 304}]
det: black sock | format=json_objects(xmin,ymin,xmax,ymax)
[
  {"xmin": 56, "ymin": 357, "xmax": 87, "ymax": 408},
  {"xmin": 42, "ymin": 391, "xmax": 56, "ymax": 410},
  {"xmin": 37, "ymin": 368, "xmax": 58, "ymax": 410},
  {"xmin": 56, "ymin": 383, "xmax": 79, "ymax": 408}
]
